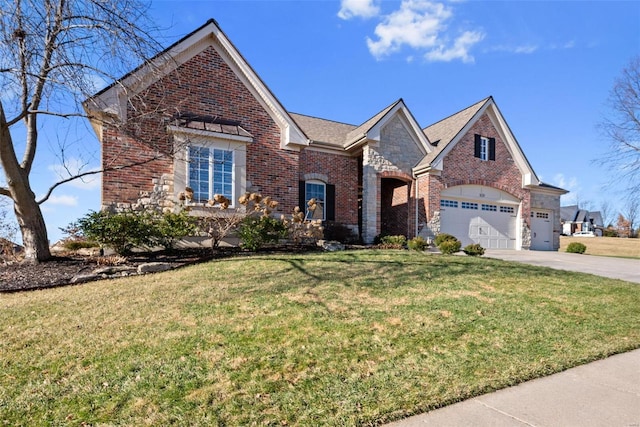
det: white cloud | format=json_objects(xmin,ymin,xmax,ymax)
[
  {"xmin": 514, "ymin": 45, "xmax": 538, "ymax": 54},
  {"xmin": 552, "ymin": 173, "xmax": 581, "ymax": 205},
  {"xmin": 365, "ymin": 0, "xmax": 484, "ymax": 62},
  {"xmin": 338, "ymin": 0, "xmax": 380, "ymax": 20},
  {"xmin": 48, "ymin": 158, "xmax": 101, "ymax": 191},
  {"xmin": 425, "ymin": 30, "xmax": 485, "ymax": 63},
  {"xmin": 46, "ymin": 194, "xmax": 78, "ymax": 207}
]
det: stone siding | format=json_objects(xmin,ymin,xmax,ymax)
[{"xmin": 531, "ymin": 190, "xmax": 563, "ymax": 250}]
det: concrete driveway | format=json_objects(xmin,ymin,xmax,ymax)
[{"xmin": 484, "ymin": 250, "xmax": 640, "ymax": 284}]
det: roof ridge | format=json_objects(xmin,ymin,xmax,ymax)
[
  {"xmin": 289, "ymin": 112, "xmax": 357, "ymax": 127},
  {"xmin": 423, "ymin": 96, "xmax": 491, "ymax": 131}
]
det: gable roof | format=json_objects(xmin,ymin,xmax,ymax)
[
  {"xmin": 415, "ymin": 97, "xmax": 540, "ymax": 187},
  {"xmin": 422, "ymin": 97, "xmax": 489, "ymax": 161},
  {"xmin": 84, "ymin": 19, "xmax": 309, "ymax": 150},
  {"xmin": 289, "ymin": 114, "xmax": 357, "ymax": 147},
  {"xmin": 292, "ymin": 99, "xmax": 431, "ymax": 159}
]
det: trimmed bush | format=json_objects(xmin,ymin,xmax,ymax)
[
  {"xmin": 323, "ymin": 221, "xmax": 358, "ymax": 244},
  {"xmin": 237, "ymin": 215, "xmax": 288, "ymax": 251},
  {"xmin": 77, "ymin": 210, "xmax": 159, "ymax": 255},
  {"xmin": 438, "ymin": 238, "xmax": 461, "ymax": 255},
  {"xmin": 434, "ymin": 233, "xmax": 457, "ymax": 247},
  {"xmin": 155, "ymin": 210, "xmax": 198, "ymax": 250},
  {"xmin": 381, "ymin": 235, "xmax": 407, "ymax": 246},
  {"xmin": 463, "ymin": 243, "xmax": 485, "ymax": 256},
  {"xmin": 407, "ymin": 236, "xmax": 429, "ymax": 251},
  {"xmin": 566, "ymin": 242, "xmax": 587, "ymax": 254}
]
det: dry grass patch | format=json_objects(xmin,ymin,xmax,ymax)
[
  {"xmin": 1, "ymin": 250, "xmax": 639, "ymax": 426},
  {"xmin": 560, "ymin": 236, "xmax": 640, "ymax": 258}
]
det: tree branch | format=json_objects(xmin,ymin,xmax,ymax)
[{"xmin": 37, "ymin": 155, "xmax": 166, "ymax": 205}]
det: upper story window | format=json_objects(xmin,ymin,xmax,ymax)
[
  {"xmin": 188, "ymin": 146, "xmax": 234, "ymax": 203},
  {"xmin": 474, "ymin": 134, "xmax": 496, "ymax": 161}
]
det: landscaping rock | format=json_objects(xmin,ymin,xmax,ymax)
[
  {"xmin": 93, "ymin": 266, "xmax": 138, "ymax": 276},
  {"xmin": 70, "ymin": 273, "xmax": 101, "ymax": 284},
  {"xmin": 317, "ymin": 240, "xmax": 345, "ymax": 252},
  {"xmin": 137, "ymin": 262, "xmax": 173, "ymax": 274}
]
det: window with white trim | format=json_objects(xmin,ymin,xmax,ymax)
[
  {"xmin": 481, "ymin": 204, "xmax": 497, "ymax": 211},
  {"xmin": 187, "ymin": 146, "xmax": 234, "ymax": 203},
  {"xmin": 305, "ymin": 181, "xmax": 325, "ymax": 220},
  {"xmin": 461, "ymin": 202, "xmax": 478, "ymax": 210},
  {"xmin": 479, "ymin": 137, "xmax": 489, "ymax": 161},
  {"xmin": 500, "ymin": 206, "xmax": 515, "ymax": 214},
  {"xmin": 440, "ymin": 199, "xmax": 458, "ymax": 208}
]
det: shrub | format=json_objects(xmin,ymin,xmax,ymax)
[
  {"xmin": 323, "ymin": 221, "xmax": 358, "ymax": 243},
  {"xmin": 237, "ymin": 215, "xmax": 288, "ymax": 251},
  {"xmin": 77, "ymin": 210, "xmax": 159, "ymax": 255},
  {"xmin": 438, "ymin": 238, "xmax": 461, "ymax": 255},
  {"xmin": 407, "ymin": 236, "xmax": 429, "ymax": 251},
  {"xmin": 566, "ymin": 242, "xmax": 587, "ymax": 254},
  {"xmin": 434, "ymin": 233, "xmax": 457, "ymax": 247},
  {"xmin": 463, "ymin": 243, "xmax": 485, "ymax": 256},
  {"xmin": 154, "ymin": 210, "xmax": 198, "ymax": 250},
  {"xmin": 377, "ymin": 235, "xmax": 406, "ymax": 249}
]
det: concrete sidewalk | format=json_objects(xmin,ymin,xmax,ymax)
[{"xmin": 387, "ymin": 348, "xmax": 640, "ymax": 427}]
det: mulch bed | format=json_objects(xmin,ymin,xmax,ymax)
[
  {"xmin": 0, "ymin": 245, "xmax": 325, "ymax": 293},
  {"xmin": 0, "ymin": 248, "xmax": 219, "ymax": 293}
]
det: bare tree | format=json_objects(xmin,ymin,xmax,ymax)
[
  {"xmin": 599, "ymin": 55, "xmax": 640, "ymax": 194},
  {"xmin": 622, "ymin": 194, "xmax": 639, "ymax": 238},
  {"xmin": 599, "ymin": 200, "xmax": 615, "ymax": 227},
  {"xmin": 0, "ymin": 0, "xmax": 166, "ymax": 262}
]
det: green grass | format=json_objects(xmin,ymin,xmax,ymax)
[{"xmin": 2, "ymin": 250, "xmax": 639, "ymax": 426}]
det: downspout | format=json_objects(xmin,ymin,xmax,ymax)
[{"xmin": 414, "ymin": 176, "xmax": 419, "ymax": 238}]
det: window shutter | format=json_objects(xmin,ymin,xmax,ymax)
[
  {"xmin": 489, "ymin": 138, "xmax": 496, "ymax": 161},
  {"xmin": 326, "ymin": 184, "xmax": 335, "ymax": 221},
  {"xmin": 474, "ymin": 134, "xmax": 481, "ymax": 158},
  {"xmin": 299, "ymin": 181, "xmax": 305, "ymax": 212}
]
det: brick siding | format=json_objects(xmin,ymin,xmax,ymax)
[
  {"xmin": 421, "ymin": 113, "xmax": 531, "ymax": 226},
  {"xmin": 102, "ymin": 44, "xmax": 299, "ymax": 213},
  {"xmin": 300, "ymin": 150, "xmax": 359, "ymax": 226}
]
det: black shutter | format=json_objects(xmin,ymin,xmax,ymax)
[
  {"xmin": 299, "ymin": 181, "xmax": 305, "ymax": 211},
  {"xmin": 474, "ymin": 134, "xmax": 481, "ymax": 158},
  {"xmin": 326, "ymin": 184, "xmax": 335, "ymax": 221},
  {"xmin": 489, "ymin": 137, "xmax": 496, "ymax": 161}
]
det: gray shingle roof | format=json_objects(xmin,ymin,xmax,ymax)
[
  {"xmin": 289, "ymin": 99, "xmax": 402, "ymax": 148},
  {"xmin": 289, "ymin": 114, "xmax": 357, "ymax": 147},
  {"xmin": 416, "ymin": 97, "xmax": 490, "ymax": 169}
]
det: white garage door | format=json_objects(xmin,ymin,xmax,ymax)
[
  {"xmin": 439, "ymin": 186, "xmax": 519, "ymax": 249},
  {"xmin": 530, "ymin": 210, "xmax": 553, "ymax": 251}
]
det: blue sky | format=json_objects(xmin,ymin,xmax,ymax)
[{"xmin": 8, "ymin": 0, "xmax": 639, "ymax": 243}]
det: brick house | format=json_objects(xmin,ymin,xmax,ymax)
[{"xmin": 85, "ymin": 19, "xmax": 567, "ymax": 251}]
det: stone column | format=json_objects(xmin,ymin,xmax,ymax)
[{"xmin": 361, "ymin": 145, "xmax": 379, "ymax": 244}]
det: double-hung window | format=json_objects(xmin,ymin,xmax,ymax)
[
  {"xmin": 188, "ymin": 146, "xmax": 233, "ymax": 203},
  {"xmin": 305, "ymin": 181, "xmax": 326, "ymax": 220},
  {"xmin": 474, "ymin": 134, "xmax": 496, "ymax": 161},
  {"xmin": 479, "ymin": 137, "xmax": 488, "ymax": 161}
]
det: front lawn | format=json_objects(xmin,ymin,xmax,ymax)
[
  {"xmin": 1, "ymin": 250, "xmax": 639, "ymax": 425},
  {"xmin": 560, "ymin": 235, "xmax": 640, "ymax": 258}
]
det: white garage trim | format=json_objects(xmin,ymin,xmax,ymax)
[
  {"xmin": 440, "ymin": 185, "xmax": 520, "ymax": 249},
  {"xmin": 530, "ymin": 209, "xmax": 553, "ymax": 251}
]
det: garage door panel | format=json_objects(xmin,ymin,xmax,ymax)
[{"xmin": 440, "ymin": 201, "xmax": 517, "ymax": 250}]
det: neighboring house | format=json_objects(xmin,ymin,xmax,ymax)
[
  {"xmin": 561, "ymin": 205, "xmax": 604, "ymax": 236},
  {"xmin": 84, "ymin": 19, "xmax": 567, "ymax": 251}
]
